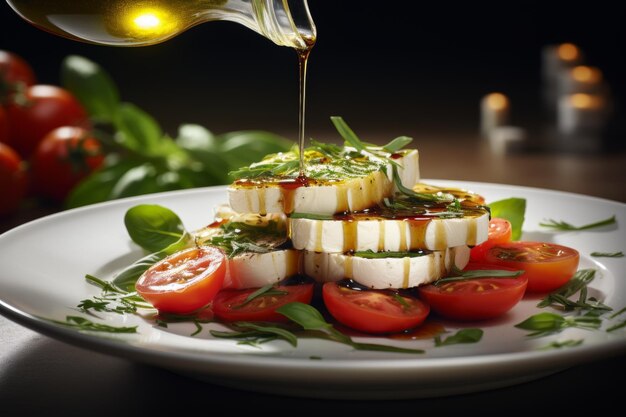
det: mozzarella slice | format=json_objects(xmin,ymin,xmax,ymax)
[
  {"xmin": 224, "ymin": 249, "xmax": 300, "ymax": 289},
  {"xmin": 228, "ymin": 149, "xmax": 419, "ymax": 215},
  {"xmin": 290, "ymin": 212, "xmax": 489, "ymax": 252},
  {"xmin": 302, "ymin": 246, "xmax": 470, "ymax": 289}
]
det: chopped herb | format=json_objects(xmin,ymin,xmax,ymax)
[
  {"xmin": 383, "ymin": 136, "xmax": 413, "ymax": 153},
  {"xmin": 539, "ymin": 339, "xmax": 583, "ymax": 350},
  {"xmin": 515, "ymin": 312, "xmax": 602, "ymax": 337},
  {"xmin": 392, "ymin": 293, "xmax": 411, "ymax": 311},
  {"xmin": 607, "ymin": 321, "xmax": 626, "ymax": 333},
  {"xmin": 536, "ymin": 269, "xmax": 610, "ymax": 312},
  {"xmin": 609, "ymin": 306, "xmax": 626, "ymax": 319},
  {"xmin": 232, "ymin": 284, "xmax": 288, "ymax": 309},
  {"xmin": 290, "ymin": 212, "xmax": 335, "ymax": 220},
  {"xmin": 46, "ymin": 315, "xmax": 137, "ymax": 333},
  {"xmin": 392, "ymin": 166, "xmax": 454, "ymax": 203},
  {"xmin": 211, "ymin": 322, "xmax": 298, "ymax": 347},
  {"xmin": 540, "ymin": 215, "xmax": 616, "ymax": 231},
  {"xmin": 433, "ymin": 266, "xmax": 524, "ymax": 286},
  {"xmin": 434, "ymin": 328, "xmax": 483, "ymax": 347},
  {"xmin": 590, "ymin": 251, "xmax": 624, "ymax": 258}
]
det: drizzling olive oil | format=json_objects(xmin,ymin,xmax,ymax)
[{"xmin": 7, "ymin": 0, "xmax": 316, "ymax": 170}]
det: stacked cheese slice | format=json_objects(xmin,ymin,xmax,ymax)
[{"xmin": 212, "ymin": 147, "xmax": 490, "ymax": 290}]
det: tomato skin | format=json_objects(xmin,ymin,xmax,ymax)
[
  {"xmin": 322, "ymin": 282, "xmax": 430, "ymax": 334},
  {"xmin": 485, "ymin": 242, "xmax": 579, "ymax": 293},
  {"xmin": 136, "ymin": 246, "xmax": 227, "ymax": 314},
  {"xmin": 419, "ymin": 263, "xmax": 527, "ymax": 321},
  {"xmin": 213, "ymin": 284, "xmax": 314, "ymax": 323},
  {"xmin": 0, "ymin": 50, "xmax": 36, "ymax": 91},
  {"xmin": 0, "ymin": 142, "xmax": 27, "ymax": 216},
  {"xmin": 6, "ymin": 85, "xmax": 88, "ymax": 158},
  {"xmin": 470, "ymin": 218, "xmax": 513, "ymax": 262},
  {"xmin": 31, "ymin": 126, "xmax": 104, "ymax": 202}
]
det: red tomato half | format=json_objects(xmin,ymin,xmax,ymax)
[
  {"xmin": 31, "ymin": 126, "xmax": 104, "ymax": 202},
  {"xmin": 419, "ymin": 262, "xmax": 527, "ymax": 321},
  {"xmin": 136, "ymin": 246, "xmax": 226, "ymax": 314},
  {"xmin": 322, "ymin": 282, "xmax": 430, "ymax": 334},
  {"xmin": 213, "ymin": 284, "xmax": 314, "ymax": 323},
  {"xmin": 485, "ymin": 242, "xmax": 579, "ymax": 292},
  {"xmin": 470, "ymin": 218, "xmax": 512, "ymax": 262},
  {"xmin": 6, "ymin": 85, "xmax": 87, "ymax": 158}
]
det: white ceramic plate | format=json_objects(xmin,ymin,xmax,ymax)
[{"xmin": 0, "ymin": 181, "xmax": 625, "ymax": 399}]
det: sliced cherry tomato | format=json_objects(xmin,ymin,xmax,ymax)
[
  {"xmin": 0, "ymin": 142, "xmax": 27, "ymax": 216},
  {"xmin": 484, "ymin": 241, "xmax": 579, "ymax": 292},
  {"xmin": 31, "ymin": 126, "xmax": 104, "ymax": 202},
  {"xmin": 136, "ymin": 246, "xmax": 226, "ymax": 314},
  {"xmin": 213, "ymin": 284, "xmax": 314, "ymax": 323},
  {"xmin": 470, "ymin": 217, "xmax": 512, "ymax": 262},
  {"xmin": 419, "ymin": 262, "xmax": 527, "ymax": 321},
  {"xmin": 322, "ymin": 282, "xmax": 430, "ymax": 334},
  {"xmin": 6, "ymin": 85, "xmax": 87, "ymax": 158}
]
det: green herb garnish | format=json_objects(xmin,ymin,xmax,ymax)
[
  {"xmin": 540, "ymin": 215, "xmax": 616, "ymax": 231},
  {"xmin": 536, "ymin": 269, "xmax": 610, "ymax": 312},
  {"xmin": 232, "ymin": 284, "xmax": 288, "ymax": 309},
  {"xmin": 211, "ymin": 322, "xmax": 298, "ymax": 347},
  {"xmin": 539, "ymin": 339, "xmax": 583, "ymax": 350},
  {"xmin": 590, "ymin": 251, "xmax": 624, "ymax": 258},
  {"xmin": 515, "ymin": 312, "xmax": 602, "ymax": 337},
  {"xmin": 434, "ymin": 329, "xmax": 483, "ymax": 347},
  {"xmin": 433, "ymin": 266, "xmax": 524, "ymax": 286},
  {"xmin": 289, "ymin": 212, "xmax": 335, "ymax": 220},
  {"xmin": 47, "ymin": 315, "xmax": 138, "ymax": 333}
]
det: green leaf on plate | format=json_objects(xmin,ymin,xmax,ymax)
[
  {"xmin": 489, "ymin": 197, "xmax": 526, "ymax": 240},
  {"xmin": 124, "ymin": 204, "xmax": 185, "ymax": 253}
]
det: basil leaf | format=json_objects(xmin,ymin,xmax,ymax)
[
  {"xmin": 220, "ymin": 130, "xmax": 292, "ymax": 173},
  {"xmin": 515, "ymin": 312, "xmax": 565, "ymax": 332},
  {"xmin": 489, "ymin": 198, "xmax": 526, "ymax": 240},
  {"xmin": 383, "ymin": 136, "xmax": 413, "ymax": 153},
  {"xmin": 109, "ymin": 163, "xmax": 160, "ymax": 199},
  {"xmin": 66, "ymin": 158, "xmax": 136, "ymax": 208},
  {"xmin": 115, "ymin": 103, "xmax": 163, "ymax": 153},
  {"xmin": 61, "ymin": 55, "xmax": 120, "ymax": 122},
  {"xmin": 124, "ymin": 205, "xmax": 185, "ymax": 253},
  {"xmin": 276, "ymin": 302, "xmax": 333, "ymax": 331},
  {"xmin": 434, "ymin": 328, "xmax": 483, "ymax": 347}
]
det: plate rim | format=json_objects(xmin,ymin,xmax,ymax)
[{"xmin": 1, "ymin": 181, "xmax": 625, "ymax": 377}]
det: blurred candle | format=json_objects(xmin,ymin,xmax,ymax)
[
  {"xmin": 481, "ymin": 92, "xmax": 509, "ymax": 135},
  {"xmin": 558, "ymin": 65, "xmax": 605, "ymax": 95},
  {"xmin": 542, "ymin": 43, "xmax": 584, "ymax": 85},
  {"xmin": 558, "ymin": 93, "xmax": 608, "ymax": 134}
]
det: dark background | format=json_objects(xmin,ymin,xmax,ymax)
[{"xmin": 1, "ymin": 1, "xmax": 625, "ymax": 141}]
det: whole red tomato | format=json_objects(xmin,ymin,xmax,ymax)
[
  {"xmin": 31, "ymin": 126, "xmax": 104, "ymax": 203},
  {"xmin": 0, "ymin": 142, "xmax": 27, "ymax": 216},
  {"xmin": 0, "ymin": 50, "xmax": 36, "ymax": 100},
  {"xmin": 6, "ymin": 85, "xmax": 88, "ymax": 158}
]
